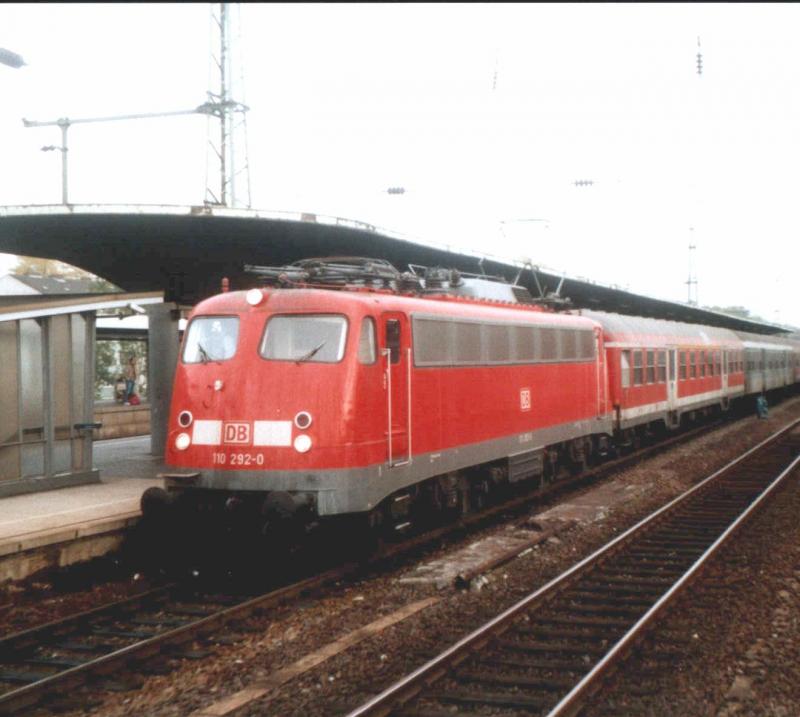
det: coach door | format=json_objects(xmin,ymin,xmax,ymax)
[
  {"xmin": 381, "ymin": 313, "xmax": 410, "ymax": 467},
  {"xmin": 667, "ymin": 347, "xmax": 679, "ymax": 413},
  {"xmin": 722, "ymin": 350, "xmax": 729, "ymax": 392}
]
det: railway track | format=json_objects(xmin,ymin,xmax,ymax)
[
  {"xmin": 0, "ymin": 568, "xmax": 360, "ymax": 715},
  {"xmin": 346, "ymin": 418, "xmax": 800, "ymax": 717},
  {"xmin": 0, "ymin": 409, "xmax": 782, "ymax": 714}
]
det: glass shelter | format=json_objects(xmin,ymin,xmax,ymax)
[{"xmin": 0, "ymin": 293, "xmax": 162, "ymax": 496}]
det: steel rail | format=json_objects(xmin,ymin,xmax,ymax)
[
  {"xmin": 546, "ymin": 448, "xmax": 800, "ymax": 717},
  {"xmin": 0, "ymin": 565, "xmax": 357, "ymax": 714},
  {"xmin": 346, "ymin": 417, "xmax": 800, "ymax": 717}
]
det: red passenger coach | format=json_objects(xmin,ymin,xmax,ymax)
[{"xmin": 583, "ymin": 312, "xmax": 745, "ymax": 436}]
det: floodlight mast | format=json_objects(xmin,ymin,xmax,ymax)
[
  {"xmin": 22, "ymin": 106, "xmax": 222, "ymax": 205},
  {"xmin": 21, "ymin": 2, "xmax": 251, "ymax": 208}
]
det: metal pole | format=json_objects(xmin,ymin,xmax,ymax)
[
  {"xmin": 59, "ymin": 120, "xmax": 69, "ymax": 204},
  {"xmin": 219, "ymin": 2, "xmax": 228, "ymax": 206}
]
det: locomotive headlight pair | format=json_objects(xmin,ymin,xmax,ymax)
[{"xmin": 293, "ymin": 411, "xmax": 313, "ymax": 453}]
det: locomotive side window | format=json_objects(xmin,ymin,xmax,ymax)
[
  {"xmin": 578, "ymin": 331, "xmax": 595, "ymax": 360},
  {"xmin": 646, "ymin": 350, "xmax": 655, "ymax": 383},
  {"xmin": 680, "ymin": 351, "xmax": 687, "ymax": 379},
  {"xmin": 690, "ymin": 351, "xmax": 697, "ymax": 378},
  {"xmin": 183, "ymin": 316, "xmax": 239, "ymax": 363},
  {"xmin": 412, "ymin": 318, "xmax": 452, "ymax": 364},
  {"xmin": 539, "ymin": 328, "xmax": 558, "ymax": 361},
  {"xmin": 515, "ymin": 326, "xmax": 537, "ymax": 362},
  {"xmin": 358, "ymin": 317, "xmax": 377, "ymax": 365},
  {"xmin": 453, "ymin": 322, "xmax": 482, "ymax": 364},
  {"xmin": 386, "ymin": 319, "xmax": 401, "ymax": 364},
  {"xmin": 411, "ymin": 316, "xmax": 596, "ymax": 367},
  {"xmin": 486, "ymin": 324, "xmax": 511, "ymax": 363},
  {"xmin": 261, "ymin": 315, "xmax": 348, "ymax": 363}
]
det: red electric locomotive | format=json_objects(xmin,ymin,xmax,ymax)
[{"xmin": 154, "ymin": 259, "xmax": 613, "ymax": 536}]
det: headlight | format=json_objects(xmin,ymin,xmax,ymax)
[
  {"xmin": 175, "ymin": 433, "xmax": 191, "ymax": 451},
  {"xmin": 178, "ymin": 410, "xmax": 193, "ymax": 428},
  {"xmin": 293, "ymin": 434, "xmax": 312, "ymax": 453},
  {"xmin": 246, "ymin": 288, "xmax": 264, "ymax": 306}
]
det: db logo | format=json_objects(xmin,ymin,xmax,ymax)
[
  {"xmin": 223, "ymin": 422, "xmax": 251, "ymax": 444},
  {"xmin": 520, "ymin": 388, "xmax": 531, "ymax": 412}
]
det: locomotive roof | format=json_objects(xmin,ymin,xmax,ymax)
[{"xmin": 191, "ymin": 287, "xmax": 600, "ymax": 328}]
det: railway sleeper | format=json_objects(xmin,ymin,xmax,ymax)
[
  {"xmin": 604, "ymin": 556, "xmax": 692, "ymax": 570},
  {"xmin": 566, "ymin": 592, "xmax": 656, "ymax": 608},
  {"xmin": 539, "ymin": 614, "xmax": 635, "ymax": 629},
  {"xmin": 587, "ymin": 572, "xmax": 676, "ymax": 587},
  {"xmin": 514, "ymin": 625, "xmax": 624, "ymax": 641},
  {"xmin": 574, "ymin": 580, "xmax": 667, "ymax": 597},
  {"xmin": 560, "ymin": 603, "xmax": 646, "ymax": 618},
  {"xmin": 495, "ymin": 638, "xmax": 609, "ymax": 656},
  {"xmin": 426, "ymin": 689, "xmax": 552, "ymax": 711},
  {"xmin": 473, "ymin": 656, "xmax": 594, "ymax": 677},
  {"xmin": 454, "ymin": 668, "xmax": 578, "ymax": 691},
  {"xmin": 596, "ymin": 563, "xmax": 687, "ymax": 577}
]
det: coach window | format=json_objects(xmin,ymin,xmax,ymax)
[
  {"xmin": 357, "ymin": 317, "xmax": 377, "ymax": 364},
  {"xmin": 633, "ymin": 350, "xmax": 643, "ymax": 385},
  {"xmin": 699, "ymin": 351, "xmax": 706, "ymax": 378},
  {"xmin": 658, "ymin": 351, "xmax": 667, "ymax": 382},
  {"xmin": 646, "ymin": 350, "xmax": 655, "ymax": 383},
  {"xmin": 690, "ymin": 351, "xmax": 697, "ymax": 379},
  {"xmin": 621, "ymin": 350, "xmax": 631, "ymax": 388},
  {"xmin": 680, "ymin": 351, "xmax": 687, "ymax": 379}
]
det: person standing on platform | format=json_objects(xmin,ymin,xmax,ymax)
[
  {"xmin": 123, "ymin": 353, "xmax": 138, "ymax": 405},
  {"xmin": 756, "ymin": 393, "xmax": 769, "ymax": 419}
]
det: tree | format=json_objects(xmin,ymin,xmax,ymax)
[{"xmin": 12, "ymin": 255, "xmax": 119, "ymax": 292}]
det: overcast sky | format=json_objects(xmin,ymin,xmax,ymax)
[{"xmin": 1, "ymin": 3, "xmax": 799, "ymax": 326}]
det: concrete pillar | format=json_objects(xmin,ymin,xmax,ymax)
[{"xmin": 147, "ymin": 303, "xmax": 180, "ymax": 457}]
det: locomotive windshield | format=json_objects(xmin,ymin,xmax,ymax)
[
  {"xmin": 260, "ymin": 314, "xmax": 348, "ymax": 363},
  {"xmin": 183, "ymin": 316, "xmax": 239, "ymax": 363}
]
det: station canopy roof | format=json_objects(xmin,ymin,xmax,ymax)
[{"xmin": 0, "ymin": 204, "xmax": 791, "ymax": 336}]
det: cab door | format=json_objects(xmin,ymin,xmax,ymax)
[{"xmin": 381, "ymin": 312, "xmax": 410, "ymax": 466}]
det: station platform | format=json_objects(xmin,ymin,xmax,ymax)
[{"xmin": 0, "ymin": 436, "xmax": 165, "ymax": 583}]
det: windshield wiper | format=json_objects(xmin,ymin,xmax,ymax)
[
  {"xmin": 295, "ymin": 342, "xmax": 326, "ymax": 364},
  {"xmin": 197, "ymin": 343, "xmax": 216, "ymax": 364}
]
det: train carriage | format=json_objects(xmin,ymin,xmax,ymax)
[{"xmin": 581, "ymin": 312, "xmax": 745, "ymax": 434}]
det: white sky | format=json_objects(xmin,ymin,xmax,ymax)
[{"xmin": 1, "ymin": 3, "xmax": 799, "ymax": 326}]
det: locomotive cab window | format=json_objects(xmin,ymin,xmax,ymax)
[
  {"xmin": 358, "ymin": 317, "xmax": 377, "ymax": 365},
  {"xmin": 183, "ymin": 316, "xmax": 239, "ymax": 363},
  {"xmin": 260, "ymin": 315, "xmax": 348, "ymax": 363},
  {"xmin": 385, "ymin": 319, "xmax": 401, "ymax": 364}
]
